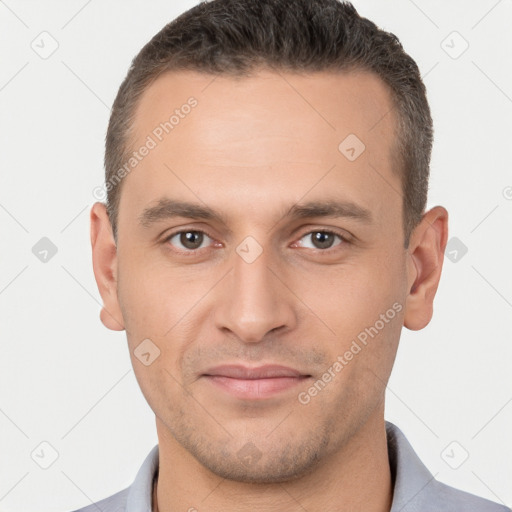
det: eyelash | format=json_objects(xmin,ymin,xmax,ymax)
[{"xmin": 162, "ymin": 228, "xmax": 350, "ymax": 255}]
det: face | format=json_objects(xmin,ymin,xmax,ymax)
[{"xmin": 92, "ymin": 69, "xmax": 445, "ymax": 483}]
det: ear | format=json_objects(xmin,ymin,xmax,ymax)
[
  {"xmin": 403, "ymin": 206, "xmax": 449, "ymax": 331},
  {"xmin": 90, "ymin": 202, "xmax": 125, "ymax": 331}
]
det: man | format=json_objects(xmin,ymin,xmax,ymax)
[{"xmin": 74, "ymin": 0, "xmax": 509, "ymax": 510}]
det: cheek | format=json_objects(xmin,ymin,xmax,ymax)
[
  {"xmin": 117, "ymin": 250, "xmax": 188, "ymax": 336},
  {"xmin": 290, "ymin": 255, "xmax": 404, "ymax": 396},
  {"xmin": 295, "ymin": 277, "xmax": 403, "ymax": 423},
  {"xmin": 117, "ymin": 255, "xmax": 210, "ymax": 380},
  {"xmin": 295, "ymin": 259, "xmax": 402, "ymax": 338},
  {"xmin": 130, "ymin": 359, "xmax": 180, "ymax": 420}
]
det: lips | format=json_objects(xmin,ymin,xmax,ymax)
[
  {"xmin": 203, "ymin": 364, "xmax": 306, "ymax": 379},
  {"xmin": 201, "ymin": 364, "xmax": 311, "ymax": 400}
]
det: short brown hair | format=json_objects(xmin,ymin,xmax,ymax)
[{"xmin": 105, "ymin": 0, "xmax": 432, "ymax": 248}]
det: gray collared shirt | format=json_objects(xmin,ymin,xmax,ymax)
[{"xmin": 71, "ymin": 421, "xmax": 510, "ymax": 512}]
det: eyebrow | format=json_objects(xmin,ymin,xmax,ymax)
[
  {"xmin": 138, "ymin": 197, "xmax": 373, "ymax": 229},
  {"xmin": 138, "ymin": 199, "xmax": 228, "ymax": 228},
  {"xmin": 286, "ymin": 200, "xmax": 372, "ymax": 224}
]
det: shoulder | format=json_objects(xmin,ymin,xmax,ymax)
[
  {"xmin": 68, "ymin": 486, "xmax": 129, "ymax": 512},
  {"xmin": 429, "ymin": 479, "xmax": 511, "ymax": 512},
  {"xmin": 68, "ymin": 444, "xmax": 159, "ymax": 512},
  {"xmin": 386, "ymin": 421, "xmax": 510, "ymax": 512}
]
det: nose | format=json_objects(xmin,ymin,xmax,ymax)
[{"xmin": 213, "ymin": 244, "xmax": 297, "ymax": 344}]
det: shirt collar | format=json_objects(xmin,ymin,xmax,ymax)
[
  {"xmin": 386, "ymin": 421, "xmax": 438, "ymax": 511},
  {"xmin": 126, "ymin": 444, "xmax": 159, "ymax": 512},
  {"xmin": 125, "ymin": 421, "xmax": 435, "ymax": 512}
]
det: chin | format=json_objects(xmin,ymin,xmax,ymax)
[{"xmin": 185, "ymin": 432, "xmax": 331, "ymax": 484}]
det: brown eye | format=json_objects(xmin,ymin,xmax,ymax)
[
  {"xmin": 167, "ymin": 230, "xmax": 211, "ymax": 251},
  {"xmin": 297, "ymin": 231, "xmax": 345, "ymax": 250}
]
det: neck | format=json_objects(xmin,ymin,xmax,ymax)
[{"xmin": 153, "ymin": 411, "xmax": 393, "ymax": 512}]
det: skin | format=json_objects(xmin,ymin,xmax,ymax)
[{"xmin": 91, "ymin": 69, "xmax": 448, "ymax": 512}]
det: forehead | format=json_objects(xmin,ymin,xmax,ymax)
[
  {"xmin": 120, "ymin": 68, "xmax": 401, "ymax": 234},
  {"xmin": 130, "ymin": 68, "xmax": 396, "ymax": 154}
]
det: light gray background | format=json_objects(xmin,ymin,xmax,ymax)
[{"xmin": 1, "ymin": 1, "xmax": 511, "ymax": 510}]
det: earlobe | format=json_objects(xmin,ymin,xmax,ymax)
[
  {"xmin": 403, "ymin": 206, "xmax": 449, "ymax": 331},
  {"xmin": 90, "ymin": 202, "xmax": 125, "ymax": 331},
  {"xmin": 100, "ymin": 306, "xmax": 124, "ymax": 331}
]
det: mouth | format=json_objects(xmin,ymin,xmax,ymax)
[{"xmin": 201, "ymin": 364, "xmax": 312, "ymax": 400}]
